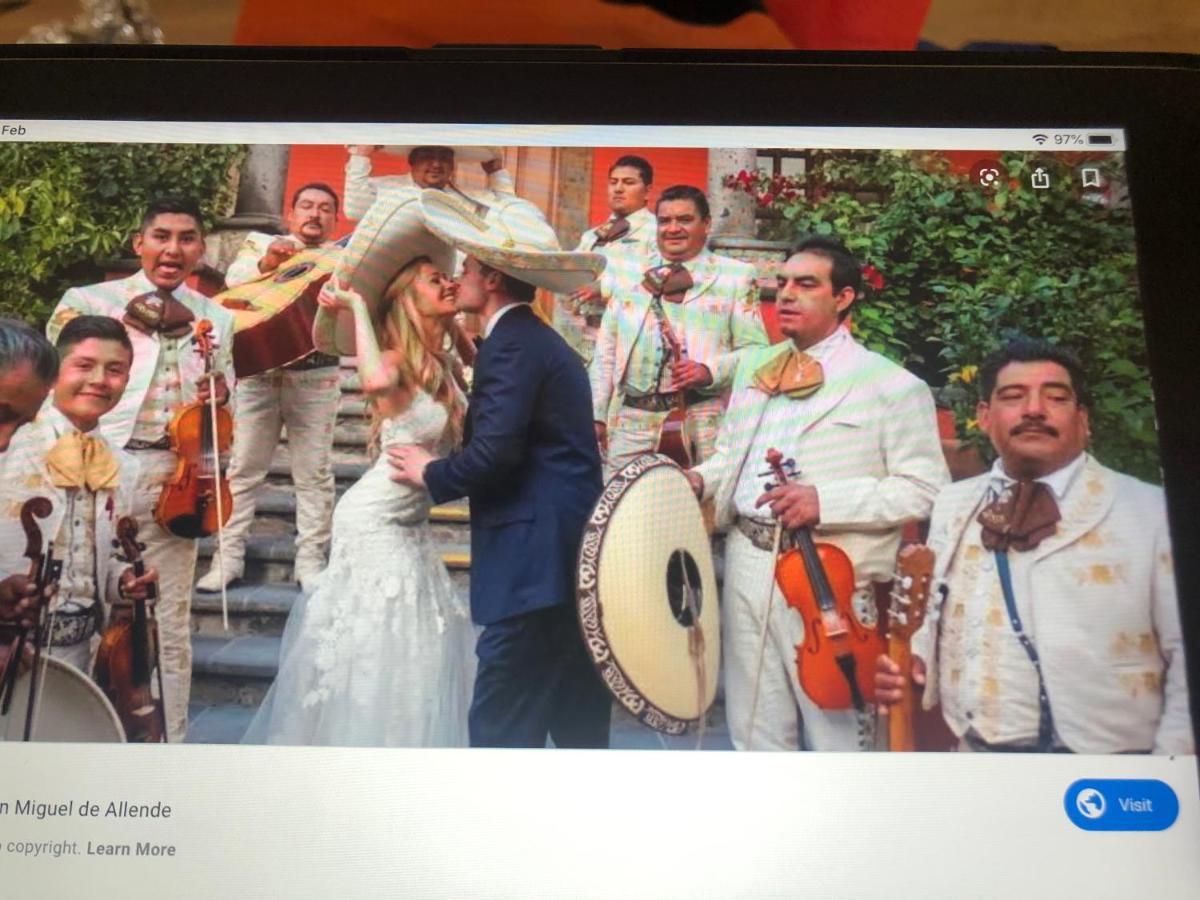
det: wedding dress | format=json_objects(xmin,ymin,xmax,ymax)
[{"xmin": 243, "ymin": 390, "xmax": 476, "ymax": 746}]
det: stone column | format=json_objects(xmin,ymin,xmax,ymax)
[
  {"xmin": 209, "ymin": 144, "xmax": 291, "ymax": 274},
  {"xmin": 707, "ymin": 148, "xmax": 757, "ymax": 239}
]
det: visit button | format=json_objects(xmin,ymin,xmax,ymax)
[{"xmin": 1064, "ymin": 779, "xmax": 1179, "ymax": 831}]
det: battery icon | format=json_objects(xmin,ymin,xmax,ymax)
[{"xmin": 1088, "ymin": 134, "xmax": 1114, "ymax": 145}]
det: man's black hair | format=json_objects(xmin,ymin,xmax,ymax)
[
  {"xmin": 139, "ymin": 196, "xmax": 205, "ymax": 234},
  {"xmin": 55, "ymin": 315, "xmax": 134, "ymax": 361},
  {"xmin": 609, "ymin": 155, "xmax": 654, "ymax": 186},
  {"xmin": 656, "ymin": 184, "xmax": 710, "ymax": 220},
  {"xmin": 978, "ymin": 336, "xmax": 1092, "ymax": 407},
  {"xmin": 291, "ymin": 182, "xmax": 340, "ymax": 215}
]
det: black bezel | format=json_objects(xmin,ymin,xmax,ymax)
[{"xmin": 1, "ymin": 47, "xmax": 1197, "ymax": 749}]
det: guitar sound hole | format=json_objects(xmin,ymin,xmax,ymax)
[{"xmin": 666, "ymin": 549, "xmax": 703, "ymax": 627}]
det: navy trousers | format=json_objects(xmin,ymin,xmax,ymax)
[{"xmin": 469, "ymin": 604, "xmax": 612, "ymax": 749}]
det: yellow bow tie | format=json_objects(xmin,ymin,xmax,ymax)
[
  {"xmin": 45, "ymin": 431, "xmax": 120, "ymax": 492},
  {"xmin": 754, "ymin": 349, "xmax": 825, "ymax": 399}
]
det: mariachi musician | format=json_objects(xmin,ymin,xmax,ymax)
[
  {"xmin": 46, "ymin": 197, "xmax": 236, "ymax": 742},
  {"xmin": 0, "ymin": 317, "xmax": 157, "ymax": 673},
  {"xmin": 556, "ymin": 154, "xmax": 660, "ymax": 365},
  {"xmin": 589, "ymin": 184, "xmax": 768, "ymax": 479},
  {"xmin": 0, "ymin": 318, "xmax": 59, "ymax": 623},
  {"xmin": 686, "ymin": 236, "xmax": 947, "ymax": 751},
  {"xmin": 197, "ymin": 183, "xmax": 342, "ymax": 594}
]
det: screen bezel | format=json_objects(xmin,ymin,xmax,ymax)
[{"xmin": 1, "ymin": 47, "xmax": 1198, "ymax": 751}]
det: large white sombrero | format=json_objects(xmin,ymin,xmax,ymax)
[
  {"xmin": 381, "ymin": 145, "xmax": 502, "ymax": 163},
  {"xmin": 420, "ymin": 189, "xmax": 606, "ymax": 295}
]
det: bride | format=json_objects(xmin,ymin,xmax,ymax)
[{"xmin": 242, "ymin": 256, "xmax": 477, "ymax": 747}]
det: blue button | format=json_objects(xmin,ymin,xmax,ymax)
[{"xmin": 1064, "ymin": 779, "xmax": 1179, "ymax": 831}]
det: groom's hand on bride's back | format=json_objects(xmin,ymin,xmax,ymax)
[{"xmin": 389, "ymin": 444, "xmax": 435, "ymax": 488}]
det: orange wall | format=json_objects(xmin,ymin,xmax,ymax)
[
  {"xmin": 285, "ymin": 145, "xmax": 411, "ymax": 236},
  {"xmin": 588, "ymin": 147, "xmax": 709, "ymax": 225},
  {"xmin": 284, "ymin": 145, "xmax": 710, "ymax": 236}
]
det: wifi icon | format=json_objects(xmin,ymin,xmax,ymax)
[{"xmin": 1033, "ymin": 134, "xmax": 1049, "ymax": 145}]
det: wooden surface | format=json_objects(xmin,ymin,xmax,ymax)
[{"xmin": 1, "ymin": 0, "xmax": 1197, "ymax": 50}]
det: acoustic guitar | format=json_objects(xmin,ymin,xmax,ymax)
[
  {"xmin": 883, "ymin": 544, "xmax": 935, "ymax": 751},
  {"xmin": 217, "ymin": 242, "xmax": 342, "ymax": 377}
]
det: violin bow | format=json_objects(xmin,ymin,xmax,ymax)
[
  {"xmin": 196, "ymin": 322, "xmax": 230, "ymax": 631},
  {"xmin": 207, "ymin": 369, "xmax": 229, "ymax": 630},
  {"xmin": 744, "ymin": 451, "xmax": 794, "ymax": 750}
]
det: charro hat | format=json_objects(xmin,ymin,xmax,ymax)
[{"xmin": 419, "ymin": 189, "xmax": 606, "ymax": 294}]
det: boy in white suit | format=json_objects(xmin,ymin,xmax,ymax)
[
  {"xmin": 687, "ymin": 236, "xmax": 948, "ymax": 751},
  {"xmin": 0, "ymin": 316, "xmax": 156, "ymax": 673},
  {"xmin": 876, "ymin": 338, "xmax": 1192, "ymax": 754},
  {"xmin": 46, "ymin": 197, "xmax": 236, "ymax": 740}
]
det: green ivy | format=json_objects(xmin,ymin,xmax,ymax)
[
  {"xmin": 0, "ymin": 143, "xmax": 245, "ymax": 324},
  {"xmin": 736, "ymin": 150, "xmax": 1155, "ymax": 483}
]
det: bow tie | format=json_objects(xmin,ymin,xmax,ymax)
[
  {"xmin": 643, "ymin": 262, "xmax": 693, "ymax": 303},
  {"xmin": 977, "ymin": 480, "xmax": 1061, "ymax": 552},
  {"xmin": 45, "ymin": 431, "xmax": 120, "ymax": 492},
  {"xmin": 123, "ymin": 290, "xmax": 195, "ymax": 338},
  {"xmin": 593, "ymin": 216, "xmax": 630, "ymax": 247},
  {"xmin": 753, "ymin": 349, "xmax": 825, "ymax": 399}
]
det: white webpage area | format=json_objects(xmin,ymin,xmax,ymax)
[{"xmin": 0, "ymin": 121, "xmax": 1126, "ymax": 151}]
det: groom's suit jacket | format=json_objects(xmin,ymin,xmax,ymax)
[{"xmin": 425, "ymin": 304, "xmax": 604, "ymax": 626}]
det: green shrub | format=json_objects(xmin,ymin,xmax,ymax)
[
  {"xmin": 0, "ymin": 143, "xmax": 244, "ymax": 324},
  {"xmin": 729, "ymin": 150, "xmax": 1154, "ymax": 482}
]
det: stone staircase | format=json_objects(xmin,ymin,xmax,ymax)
[{"xmin": 186, "ymin": 362, "xmax": 730, "ymax": 749}]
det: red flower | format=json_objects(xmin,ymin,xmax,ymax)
[{"xmin": 862, "ymin": 264, "xmax": 885, "ymax": 291}]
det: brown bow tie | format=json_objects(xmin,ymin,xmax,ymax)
[
  {"xmin": 593, "ymin": 216, "xmax": 630, "ymax": 247},
  {"xmin": 643, "ymin": 262, "xmax": 693, "ymax": 303},
  {"xmin": 977, "ymin": 480, "xmax": 1061, "ymax": 552},
  {"xmin": 753, "ymin": 349, "xmax": 825, "ymax": 399},
  {"xmin": 123, "ymin": 290, "xmax": 195, "ymax": 338}
]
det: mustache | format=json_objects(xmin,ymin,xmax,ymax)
[{"xmin": 1012, "ymin": 421, "xmax": 1059, "ymax": 438}]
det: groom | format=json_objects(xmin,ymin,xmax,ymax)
[{"xmin": 389, "ymin": 194, "xmax": 612, "ymax": 748}]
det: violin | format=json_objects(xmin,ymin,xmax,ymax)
[
  {"xmin": 155, "ymin": 319, "xmax": 233, "ymax": 540},
  {"xmin": 650, "ymin": 296, "xmax": 697, "ymax": 470},
  {"xmin": 93, "ymin": 517, "xmax": 167, "ymax": 743},
  {"xmin": 882, "ymin": 544, "xmax": 934, "ymax": 751},
  {"xmin": 764, "ymin": 449, "xmax": 883, "ymax": 711},
  {"xmin": 0, "ymin": 498, "xmax": 61, "ymax": 740}
]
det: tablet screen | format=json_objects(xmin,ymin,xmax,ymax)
[{"xmin": 0, "ymin": 121, "xmax": 1194, "ymax": 894}]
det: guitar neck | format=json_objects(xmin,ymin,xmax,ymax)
[{"xmin": 886, "ymin": 634, "xmax": 916, "ymax": 752}]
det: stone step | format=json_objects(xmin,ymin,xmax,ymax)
[
  {"xmin": 281, "ymin": 421, "xmax": 370, "ymax": 448},
  {"xmin": 250, "ymin": 485, "xmax": 468, "ymax": 525},
  {"xmin": 190, "ymin": 634, "xmax": 279, "ymax": 707},
  {"xmin": 187, "ymin": 696, "xmax": 733, "ymax": 748},
  {"xmin": 191, "ymin": 580, "xmax": 473, "ymax": 639},
  {"xmin": 268, "ymin": 446, "xmax": 368, "ymax": 481},
  {"xmin": 195, "ymin": 533, "xmax": 471, "ymax": 588}
]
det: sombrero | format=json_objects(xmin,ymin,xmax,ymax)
[{"xmin": 420, "ymin": 189, "xmax": 606, "ymax": 295}]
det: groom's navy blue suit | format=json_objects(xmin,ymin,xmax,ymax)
[{"xmin": 424, "ymin": 303, "xmax": 611, "ymax": 747}]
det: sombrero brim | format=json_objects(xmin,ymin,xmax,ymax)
[
  {"xmin": 312, "ymin": 194, "xmax": 456, "ymax": 356},
  {"xmin": 420, "ymin": 190, "xmax": 606, "ymax": 295},
  {"xmin": 381, "ymin": 145, "xmax": 501, "ymax": 163}
]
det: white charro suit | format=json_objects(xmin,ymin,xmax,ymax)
[
  {"xmin": 0, "ymin": 406, "xmax": 138, "ymax": 672},
  {"xmin": 199, "ymin": 232, "xmax": 342, "ymax": 589},
  {"xmin": 555, "ymin": 206, "xmax": 659, "ymax": 364},
  {"xmin": 693, "ymin": 332, "xmax": 948, "ymax": 750},
  {"xmin": 47, "ymin": 272, "xmax": 237, "ymax": 741},
  {"xmin": 589, "ymin": 248, "xmax": 768, "ymax": 477},
  {"xmin": 912, "ymin": 454, "xmax": 1192, "ymax": 755}
]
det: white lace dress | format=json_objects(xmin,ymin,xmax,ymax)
[{"xmin": 242, "ymin": 390, "xmax": 476, "ymax": 747}]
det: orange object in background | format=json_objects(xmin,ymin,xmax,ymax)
[{"xmin": 236, "ymin": 0, "xmax": 929, "ymax": 49}]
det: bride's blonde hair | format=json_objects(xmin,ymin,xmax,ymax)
[{"xmin": 366, "ymin": 255, "xmax": 466, "ymax": 453}]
